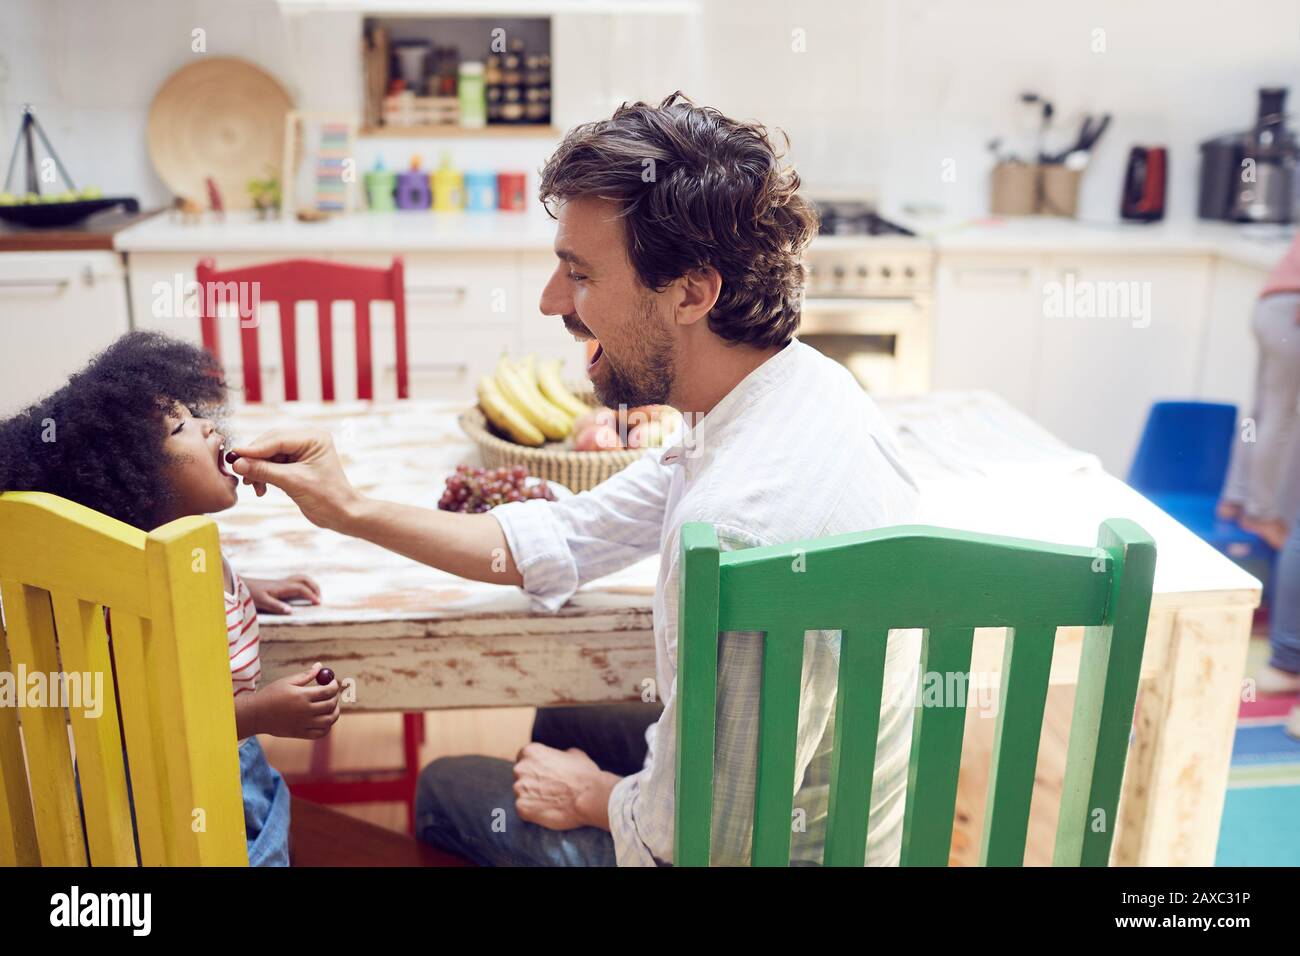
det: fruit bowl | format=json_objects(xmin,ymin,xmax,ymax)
[{"xmin": 458, "ymin": 399, "xmax": 644, "ymax": 493}]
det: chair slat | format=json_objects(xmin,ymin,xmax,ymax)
[
  {"xmin": 316, "ymin": 299, "xmax": 336, "ymax": 401},
  {"xmin": 356, "ymin": 299, "xmax": 374, "ymax": 400},
  {"xmin": 900, "ymin": 625, "xmax": 975, "ymax": 866},
  {"xmin": 392, "ymin": 258, "xmax": 409, "ymax": 399},
  {"xmin": 752, "ymin": 627, "xmax": 803, "ymax": 866},
  {"xmin": 674, "ymin": 523, "xmax": 720, "ymax": 867},
  {"xmin": 0, "ymin": 580, "xmax": 86, "ymax": 864},
  {"xmin": 277, "ymin": 299, "xmax": 299, "ymax": 402},
  {"xmin": 108, "ymin": 611, "xmax": 170, "ymax": 866},
  {"xmin": 50, "ymin": 593, "xmax": 136, "ymax": 866},
  {"xmin": 145, "ymin": 522, "xmax": 248, "ymax": 866},
  {"xmin": 823, "ymin": 628, "xmax": 889, "ymax": 866},
  {"xmin": 0, "ymin": 608, "xmax": 39, "ymax": 865},
  {"xmin": 980, "ymin": 625, "xmax": 1055, "ymax": 866},
  {"xmin": 1054, "ymin": 519, "xmax": 1156, "ymax": 866}
]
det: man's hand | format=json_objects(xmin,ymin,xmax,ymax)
[
  {"xmin": 512, "ymin": 742, "xmax": 621, "ymax": 831},
  {"xmin": 230, "ymin": 429, "xmax": 363, "ymax": 532},
  {"xmin": 244, "ymin": 574, "xmax": 322, "ymax": 615}
]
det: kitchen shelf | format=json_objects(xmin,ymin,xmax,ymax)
[
  {"xmin": 281, "ymin": 0, "xmax": 697, "ymax": 14},
  {"xmin": 360, "ymin": 124, "xmax": 560, "ymax": 138}
]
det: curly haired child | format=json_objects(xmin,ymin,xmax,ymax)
[{"xmin": 0, "ymin": 330, "xmax": 340, "ymax": 865}]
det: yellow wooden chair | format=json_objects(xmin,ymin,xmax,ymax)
[{"xmin": 0, "ymin": 491, "xmax": 247, "ymax": 866}]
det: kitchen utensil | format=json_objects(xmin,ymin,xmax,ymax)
[
  {"xmin": 394, "ymin": 43, "xmax": 431, "ymax": 95},
  {"xmin": 497, "ymin": 171, "xmax": 527, "ymax": 211},
  {"xmin": 991, "ymin": 162, "xmax": 1038, "ymax": 215},
  {"xmin": 1121, "ymin": 146, "xmax": 1167, "ymax": 222},
  {"xmin": 147, "ymin": 57, "xmax": 292, "ymax": 210},
  {"xmin": 465, "ymin": 170, "xmax": 497, "ymax": 212}
]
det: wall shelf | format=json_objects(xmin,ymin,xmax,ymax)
[{"xmin": 359, "ymin": 124, "xmax": 559, "ymax": 138}]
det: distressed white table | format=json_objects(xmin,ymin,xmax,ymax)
[{"xmin": 220, "ymin": 391, "xmax": 1259, "ymax": 866}]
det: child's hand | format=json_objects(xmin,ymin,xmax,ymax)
[
  {"xmin": 244, "ymin": 575, "xmax": 321, "ymax": 615},
  {"xmin": 253, "ymin": 663, "xmax": 340, "ymax": 739}
]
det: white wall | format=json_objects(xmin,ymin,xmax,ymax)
[{"xmin": 2, "ymin": 0, "xmax": 1298, "ymax": 222}]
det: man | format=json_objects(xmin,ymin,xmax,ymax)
[{"xmin": 231, "ymin": 92, "xmax": 921, "ymax": 866}]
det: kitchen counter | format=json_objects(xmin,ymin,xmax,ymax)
[
  {"xmin": 896, "ymin": 214, "xmax": 1295, "ymax": 271},
  {"xmin": 113, "ymin": 209, "xmax": 560, "ymax": 253},
  {"xmin": 0, "ymin": 206, "xmax": 160, "ymax": 253},
  {"xmin": 115, "ymin": 208, "xmax": 1299, "ymax": 272}
]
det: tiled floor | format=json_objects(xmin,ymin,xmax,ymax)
[{"xmin": 1215, "ymin": 634, "xmax": 1300, "ymax": 866}]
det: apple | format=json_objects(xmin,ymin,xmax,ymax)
[
  {"xmin": 573, "ymin": 407, "xmax": 617, "ymax": 435},
  {"xmin": 575, "ymin": 423, "xmax": 621, "ymax": 451}
]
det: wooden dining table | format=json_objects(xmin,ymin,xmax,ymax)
[{"xmin": 220, "ymin": 390, "xmax": 1260, "ymax": 867}]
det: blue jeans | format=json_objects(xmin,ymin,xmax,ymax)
[
  {"xmin": 241, "ymin": 736, "xmax": 290, "ymax": 866},
  {"xmin": 414, "ymin": 702, "xmax": 662, "ymax": 866},
  {"xmin": 1271, "ymin": 506, "xmax": 1300, "ymax": 674}
]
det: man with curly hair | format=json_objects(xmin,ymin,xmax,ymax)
[{"xmin": 232, "ymin": 93, "xmax": 921, "ymax": 866}]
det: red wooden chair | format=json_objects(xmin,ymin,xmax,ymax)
[
  {"xmin": 196, "ymin": 256, "xmax": 423, "ymax": 832},
  {"xmin": 195, "ymin": 257, "xmax": 410, "ymax": 402}
]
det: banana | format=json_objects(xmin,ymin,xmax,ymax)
[
  {"xmin": 537, "ymin": 358, "xmax": 591, "ymax": 419},
  {"xmin": 495, "ymin": 356, "xmax": 572, "ymax": 440},
  {"xmin": 518, "ymin": 355, "xmax": 576, "ymax": 426},
  {"xmin": 478, "ymin": 375, "xmax": 545, "ymax": 446},
  {"xmin": 520, "ymin": 354, "xmax": 540, "ymax": 391}
]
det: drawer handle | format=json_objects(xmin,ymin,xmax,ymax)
[
  {"xmin": 0, "ymin": 278, "xmax": 70, "ymax": 293},
  {"xmin": 406, "ymin": 286, "xmax": 467, "ymax": 304}
]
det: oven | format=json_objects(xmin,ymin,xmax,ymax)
[{"xmin": 799, "ymin": 233, "xmax": 934, "ymax": 395}]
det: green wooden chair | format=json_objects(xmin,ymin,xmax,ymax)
[{"xmin": 674, "ymin": 518, "xmax": 1156, "ymax": 867}]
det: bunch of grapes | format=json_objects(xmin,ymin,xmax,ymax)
[{"xmin": 437, "ymin": 464, "xmax": 557, "ymax": 513}]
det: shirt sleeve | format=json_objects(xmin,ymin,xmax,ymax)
[
  {"xmin": 608, "ymin": 522, "xmax": 796, "ymax": 867},
  {"xmin": 489, "ymin": 446, "xmax": 675, "ymax": 612}
]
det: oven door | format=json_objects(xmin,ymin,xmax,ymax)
[{"xmin": 798, "ymin": 295, "xmax": 930, "ymax": 395}]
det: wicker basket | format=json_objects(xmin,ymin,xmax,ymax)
[{"xmin": 458, "ymin": 389, "xmax": 646, "ymax": 492}]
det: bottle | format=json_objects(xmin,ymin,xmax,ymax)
[{"xmin": 458, "ymin": 61, "xmax": 486, "ymax": 129}]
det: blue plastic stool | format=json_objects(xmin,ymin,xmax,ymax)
[{"xmin": 1127, "ymin": 402, "xmax": 1275, "ymax": 585}]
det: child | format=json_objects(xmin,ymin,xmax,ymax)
[{"xmin": 0, "ymin": 330, "xmax": 340, "ymax": 865}]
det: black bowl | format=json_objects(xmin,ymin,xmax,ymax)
[{"xmin": 0, "ymin": 197, "xmax": 139, "ymax": 228}]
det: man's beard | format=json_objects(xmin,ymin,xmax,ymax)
[{"xmin": 584, "ymin": 298, "xmax": 676, "ymax": 409}]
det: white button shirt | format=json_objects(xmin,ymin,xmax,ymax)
[{"xmin": 492, "ymin": 338, "xmax": 922, "ymax": 865}]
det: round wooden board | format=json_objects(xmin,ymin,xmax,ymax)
[{"xmin": 147, "ymin": 57, "xmax": 292, "ymax": 210}]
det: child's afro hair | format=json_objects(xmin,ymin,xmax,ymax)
[{"xmin": 0, "ymin": 330, "xmax": 229, "ymax": 530}]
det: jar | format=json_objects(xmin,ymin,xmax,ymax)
[{"xmin": 458, "ymin": 61, "xmax": 486, "ymax": 129}]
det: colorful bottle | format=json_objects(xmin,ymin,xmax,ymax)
[{"xmin": 432, "ymin": 152, "xmax": 465, "ymax": 211}]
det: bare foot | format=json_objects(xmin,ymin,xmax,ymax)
[
  {"xmin": 1258, "ymin": 665, "xmax": 1300, "ymax": 696},
  {"xmin": 1216, "ymin": 499, "xmax": 1243, "ymax": 521},
  {"xmin": 1239, "ymin": 515, "xmax": 1290, "ymax": 550}
]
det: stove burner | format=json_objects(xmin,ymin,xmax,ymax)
[{"xmin": 813, "ymin": 201, "xmax": 916, "ymax": 237}]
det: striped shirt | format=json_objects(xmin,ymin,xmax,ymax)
[
  {"xmin": 492, "ymin": 338, "xmax": 922, "ymax": 866},
  {"xmin": 225, "ymin": 570, "xmax": 261, "ymax": 697}
]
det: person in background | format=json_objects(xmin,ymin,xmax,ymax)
[
  {"xmin": 1219, "ymin": 236, "xmax": 1300, "ymax": 551},
  {"xmin": 1258, "ymin": 429, "xmax": 1300, "ymax": 738}
]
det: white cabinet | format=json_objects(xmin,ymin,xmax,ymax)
[
  {"xmin": 1033, "ymin": 254, "xmax": 1212, "ymax": 475},
  {"xmin": 932, "ymin": 250, "xmax": 1216, "ymax": 475},
  {"xmin": 932, "ymin": 255, "xmax": 1047, "ymax": 413},
  {"xmin": 0, "ymin": 251, "xmax": 131, "ymax": 416}
]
